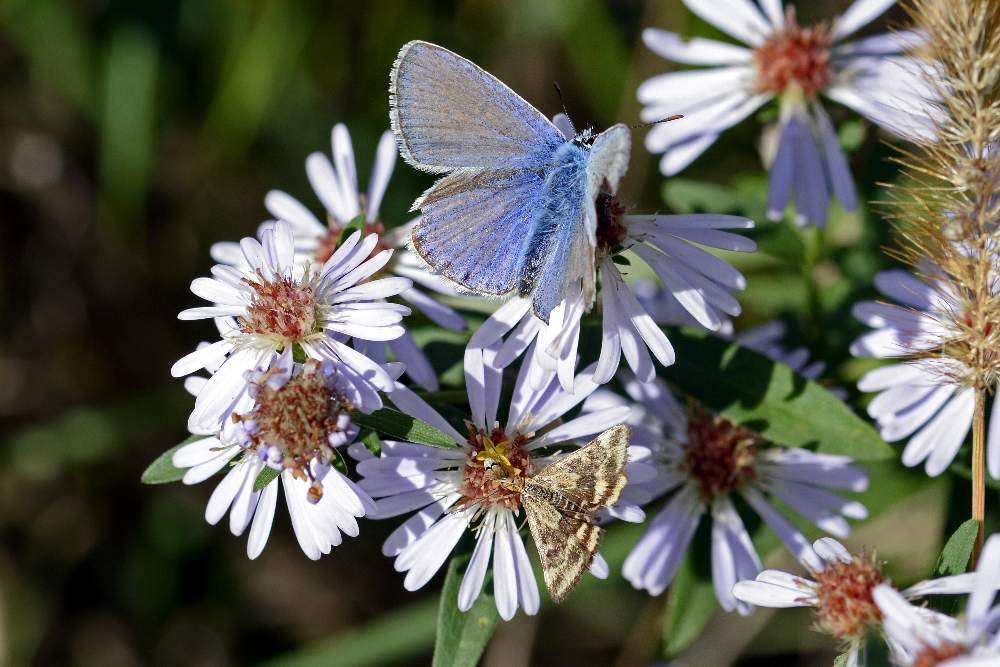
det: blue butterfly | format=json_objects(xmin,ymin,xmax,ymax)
[{"xmin": 390, "ymin": 41, "xmax": 631, "ymax": 323}]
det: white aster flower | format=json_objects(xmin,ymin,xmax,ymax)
[
  {"xmin": 211, "ymin": 123, "xmax": 467, "ymax": 391},
  {"xmin": 468, "ymin": 198, "xmax": 755, "ymax": 391},
  {"xmin": 349, "ymin": 343, "xmax": 650, "ymax": 620},
  {"xmin": 639, "ymin": 0, "xmax": 936, "ymax": 227},
  {"xmin": 614, "ymin": 373, "xmax": 868, "ymax": 614},
  {"xmin": 851, "ymin": 266, "xmax": 1000, "ymax": 477},
  {"xmin": 874, "ymin": 534, "xmax": 1000, "ymax": 666},
  {"xmin": 734, "ymin": 537, "xmax": 984, "ymax": 666},
  {"xmin": 171, "ymin": 220, "xmax": 411, "ymax": 433},
  {"xmin": 171, "ymin": 349, "xmax": 377, "ymax": 560}
]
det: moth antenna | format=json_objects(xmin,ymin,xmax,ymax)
[{"xmin": 630, "ymin": 114, "xmax": 684, "ymax": 130}]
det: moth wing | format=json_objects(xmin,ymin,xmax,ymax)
[
  {"xmin": 584, "ymin": 124, "xmax": 631, "ymax": 241},
  {"xmin": 522, "ymin": 492, "xmax": 604, "ymax": 603},
  {"xmin": 411, "ymin": 169, "xmax": 545, "ymax": 296},
  {"xmin": 533, "ymin": 424, "xmax": 630, "ymax": 509},
  {"xmin": 390, "ymin": 41, "xmax": 566, "ymax": 173}
]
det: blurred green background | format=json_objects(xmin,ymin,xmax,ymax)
[{"xmin": 1, "ymin": 0, "xmax": 972, "ymax": 665}]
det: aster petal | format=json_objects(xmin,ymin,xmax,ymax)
[
  {"xmin": 399, "ymin": 511, "xmax": 469, "ymax": 590},
  {"xmin": 493, "ymin": 512, "xmax": 520, "ymax": 620},
  {"xmin": 205, "ymin": 461, "xmax": 251, "ymax": 526},
  {"xmin": 987, "ymin": 397, "xmax": 1000, "ymax": 479},
  {"xmin": 742, "ymin": 487, "xmax": 822, "ymax": 572},
  {"xmin": 623, "ymin": 486, "xmax": 704, "ymax": 595},
  {"xmin": 680, "ymin": 0, "xmax": 772, "ymax": 46},
  {"xmin": 381, "ymin": 495, "xmax": 453, "ymax": 556},
  {"xmin": 813, "ymin": 537, "xmax": 853, "ymax": 565},
  {"xmin": 712, "ymin": 496, "xmax": 761, "ymax": 614},
  {"xmin": 642, "ymin": 28, "xmax": 752, "ymax": 65},
  {"xmin": 367, "ymin": 131, "xmax": 397, "ymax": 222},
  {"xmin": 228, "ymin": 458, "xmax": 263, "ymax": 536},
  {"xmin": 400, "ymin": 286, "xmax": 466, "ymax": 331},
  {"xmin": 814, "ymin": 104, "xmax": 858, "ymax": 212},
  {"xmin": 732, "ymin": 579, "xmax": 813, "ymax": 608},
  {"xmin": 967, "ymin": 535, "xmax": 1000, "ymax": 624},
  {"xmin": 247, "ymin": 481, "xmax": 278, "ymax": 559},
  {"xmin": 331, "ymin": 123, "xmax": 360, "ymax": 218},
  {"xmin": 458, "ymin": 515, "xmax": 495, "ymax": 612},
  {"xmin": 902, "ymin": 573, "xmax": 978, "ymax": 598},
  {"xmin": 758, "ymin": 449, "xmax": 869, "ymax": 492},
  {"xmin": 831, "ymin": 0, "xmax": 897, "ymax": 42},
  {"xmin": 388, "ymin": 333, "xmax": 439, "ymax": 391},
  {"xmin": 903, "ymin": 387, "xmax": 974, "ymax": 474},
  {"xmin": 171, "ymin": 340, "xmax": 234, "ymax": 378},
  {"xmin": 263, "ymin": 190, "xmax": 326, "ymax": 240}
]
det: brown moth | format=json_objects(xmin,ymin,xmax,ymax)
[{"xmin": 487, "ymin": 424, "xmax": 630, "ymax": 603}]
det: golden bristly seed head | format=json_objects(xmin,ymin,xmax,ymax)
[
  {"xmin": 682, "ymin": 411, "xmax": 760, "ymax": 502},
  {"xmin": 812, "ymin": 551, "xmax": 884, "ymax": 641}
]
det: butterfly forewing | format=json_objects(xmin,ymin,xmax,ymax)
[
  {"xmin": 390, "ymin": 41, "xmax": 564, "ymax": 172},
  {"xmin": 533, "ymin": 424, "xmax": 630, "ymax": 509}
]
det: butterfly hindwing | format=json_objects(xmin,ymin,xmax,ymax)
[
  {"xmin": 521, "ymin": 491, "xmax": 604, "ymax": 603},
  {"xmin": 411, "ymin": 169, "xmax": 545, "ymax": 295},
  {"xmin": 533, "ymin": 424, "xmax": 630, "ymax": 509},
  {"xmin": 390, "ymin": 41, "xmax": 565, "ymax": 172}
]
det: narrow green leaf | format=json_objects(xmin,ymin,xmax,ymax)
[
  {"xmin": 662, "ymin": 545, "xmax": 717, "ymax": 656},
  {"xmin": 660, "ymin": 329, "xmax": 894, "ymax": 461},
  {"xmin": 351, "ymin": 408, "xmax": 457, "ymax": 449},
  {"xmin": 141, "ymin": 435, "xmax": 204, "ymax": 484},
  {"xmin": 433, "ymin": 556, "xmax": 499, "ymax": 667},
  {"xmin": 833, "ymin": 653, "xmax": 850, "ymax": 667},
  {"xmin": 338, "ymin": 214, "xmax": 367, "ymax": 246},
  {"xmin": 935, "ymin": 519, "xmax": 980, "ymax": 576},
  {"xmin": 257, "ymin": 598, "xmax": 438, "ymax": 667},
  {"xmin": 253, "ymin": 466, "xmax": 279, "ymax": 492},
  {"xmin": 359, "ymin": 428, "xmax": 382, "ymax": 457}
]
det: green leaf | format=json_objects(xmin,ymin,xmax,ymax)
[
  {"xmin": 433, "ymin": 556, "xmax": 499, "ymax": 667},
  {"xmin": 141, "ymin": 435, "xmax": 204, "ymax": 484},
  {"xmin": 660, "ymin": 329, "xmax": 894, "ymax": 460},
  {"xmin": 257, "ymin": 598, "xmax": 438, "ymax": 667},
  {"xmin": 935, "ymin": 519, "xmax": 980, "ymax": 576},
  {"xmin": 351, "ymin": 408, "xmax": 458, "ymax": 449},
  {"xmin": 662, "ymin": 541, "xmax": 717, "ymax": 656},
  {"xmin": 338, "ymin": 214, "xmax": 367, "ymax": 246},
  {"xmin": 833, "ymin": 653, "xmax": 850, "ymax": 667},
  {"xmin": 253, "ymin": 466, "xmax": 279, "ymax": 491},
  {"xmin": 663, "ymin": 179, "xmax": 743, "ymax": 214},
  {"xmin": 359, "ymin": 428, "xmax": 382, "ymax": 457}
]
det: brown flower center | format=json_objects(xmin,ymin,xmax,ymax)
[
  {"xmin": 240, "ymin": 272, "xmax": 317, "ymax": 342},
  {"xmin": 812, "ymin": 553, "xmax": 884, "ymax": 640},
  {"xmin": 682, "ymin": 412, "xmax": 760, "ymax": 501},
  {"xmin": 457, "ymin": 426, "xmax": 532, "ymax": 512},
  {"xmin": 912, "ymin": 642, "xmax": 969, "ymax": 667},
  {"xmin": 595, "ymin": 192, "xmax": 628, "ymax": 257},
  {"xmin": 233, "ymin": 359, "xmax": 352, "ymax": 501},
  {"xmin": 753, "ymin": 8, "xmax": 832, "ymax": 98}
]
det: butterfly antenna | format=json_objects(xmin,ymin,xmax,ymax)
[
  {"xmin": 630, "ymin": 114, "xmax": 684, "ymax": 130},
  {"xmin": 553, "ymin": 81, "xmax": 571, "ymax": 120}
]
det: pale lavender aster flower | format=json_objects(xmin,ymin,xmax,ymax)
[
  {"xmin": 172, "ymin": 349, "xmax": 377, "ymax": 560},
  {"xmin": 639, "ymin": 0, "xmax": 936, "ymax": 227},
  {"xmin": 734, "ymin": 537, "xmax": 984, "ymax": 666},
  {"xmin": 851, "ymin": 267, "xmax": 1000, "ymax": 477},
  {"xmin": 171, "ymin": 220, "xmax": 411, "ymax": 433},
  {"xmin": 210, "ymin": 123, "xmax": 466, "ymax": 391},
  {"xmin": 348, "ymin": 343, "xmax": 651, "ymax": 620},
  {"xmin": 873, "ymin": 535, "xmax": 1000, "ymax": 666},
  {"xmin": 614, "ymin": 373, "xmax": 868, "ymax": 614}
]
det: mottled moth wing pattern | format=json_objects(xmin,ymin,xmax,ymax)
[{"xmin": 522, "ymin": 424, "xmax": 630, "ymax": 602}]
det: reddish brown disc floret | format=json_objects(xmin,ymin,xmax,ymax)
[{"xmin": 753, "ymin": 8, "xmax": 833, "ymax": 98}]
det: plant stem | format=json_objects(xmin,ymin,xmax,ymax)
[{"xmin": 972, "ymin": 386, "xmax": 986, "ymax": 565}]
